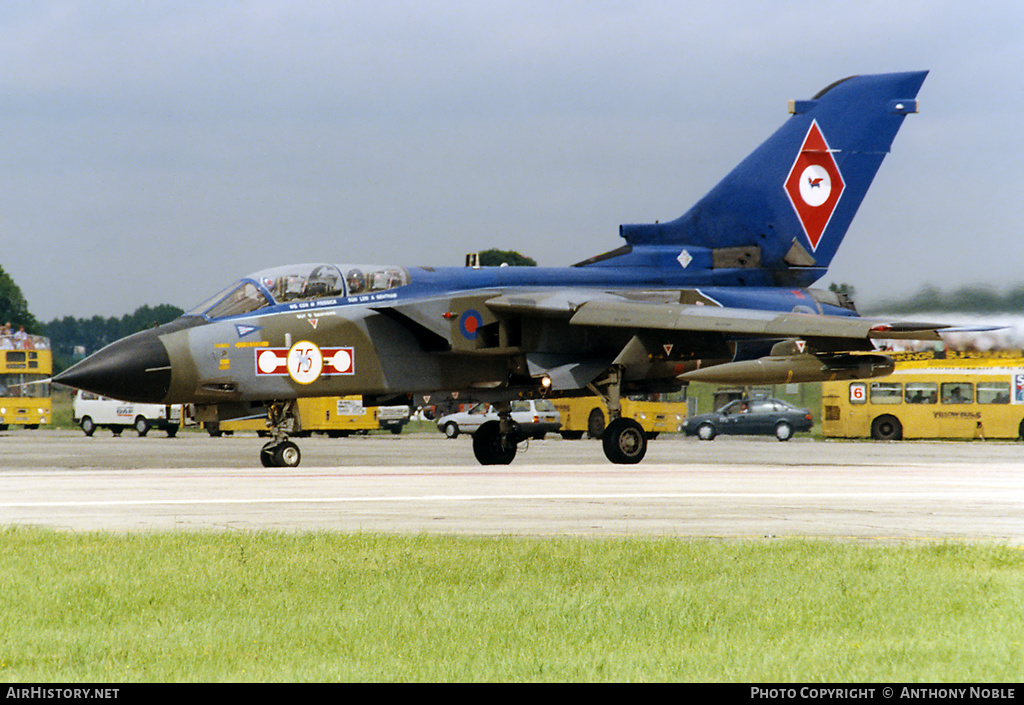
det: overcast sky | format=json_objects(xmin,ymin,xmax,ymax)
[{"xmin": 2, "ymin": 1, "xmax": 1022, "ymax": 320}]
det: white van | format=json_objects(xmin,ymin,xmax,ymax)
[{"xmin": 72, "ymin": 390, "xmax": 181, "ymax": 437}]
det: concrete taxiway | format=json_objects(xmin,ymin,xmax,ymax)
[{"xmin": 2, "ymin": 430, "xmax": 1023, "ymax": 541}]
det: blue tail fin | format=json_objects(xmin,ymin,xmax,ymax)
[{"xmin": 618, "ymin": 71, "xmax": 928, "ymax": 286}]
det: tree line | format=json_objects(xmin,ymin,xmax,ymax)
[
  {"xmin": 860, "ymin": 284, "xmax": 1024, "ymax": 315},
  {"xmin": 42, "ymin": 304, "xmax": 185, "ymax": 371}
]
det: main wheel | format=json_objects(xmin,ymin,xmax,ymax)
[
  {"xmin": 472, "ymin": 420, "xmax": 518, "ymax": 465},
  {"xmin": 871, "ymin": 415, "xmax": 903, "ymax": 441},
  {"xmin": 602, "ymin": 418, "xmax": 647, "ymax": 464},
  {"xmin": 774, "ymin": 421, "xmax": 793, "ymax": 442}
]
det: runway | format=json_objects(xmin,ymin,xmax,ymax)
[{"xmin": 3, "ymin": 430, "xmax": 1024, "ymax": 541}]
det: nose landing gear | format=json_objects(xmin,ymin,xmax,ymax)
[{"xmin": 260, "ymin": 401, "xmax": 302, "ymax": 467}]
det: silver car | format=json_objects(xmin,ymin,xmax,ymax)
[{"xmin": 437, "ymin": 399, "xmax": 561, "ymax": 439}]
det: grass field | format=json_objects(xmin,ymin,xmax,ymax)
[{"xmin": 2, "ymin": 528, "xmax": 1022, "ymax": 682}]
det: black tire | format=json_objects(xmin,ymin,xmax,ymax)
[
  {"xmin": 871, "ymin": 415, "xmax": 903, "ymax": 441},
  {"xmin": 260, "ymin": 440, "xmax": 302, "ymax": 467},
  {"xmin": 560, "ymin": 431, "xmax": 585, "ymax": 440},
  {"xmin": 443, "ymin": 421, "xmax": 460, "ymax": 439},
  {"xmin": 472, "ymin": 420, "xmax": 518, "ymax": 465},
  {"xmin": 602, "ymin": 418, "xmax": 647, "ymax": 464},
  {"xmin": 587, "ymin": 408, "xmax": 606, "ymax": 439},
  {"xmin": 166, "ymin": 425, "xmax": 179, "ymax": 438},
  {"xmin": 697, "ymin": 422, "xmax": 716, "ymax": 441},
  {"xmin": 260, "ymin": 442, "xmax": 276, "ymax": 467},
  {"xmin": 775, "ymin": 421, "xmax": 793, "ymax": 442},
  {"xmin": 81, "ymin": 417, "xmax": 96, "ymax": 437},
  {"xmin": 274, "ymin": 441, "xmax": 301, "ymax": 467},
  {"xmin": 135, "ymin": 416, "xmax": 150, "ymax": 437}
]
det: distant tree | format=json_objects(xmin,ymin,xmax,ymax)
[
  {"xmin": 477, "ymin": 249, "xmax": 537, "ymax": 267},
  {"xmin": 828, "ymin": 282, "xmax": 857, "ymax": 300},
  {"xmin": 0, "ymin": 265, "xmax": 39, "ymax": 332},
  {"xmin": 867, "ymin": 283, "xmax": 1024, "ymax": 314},
  {"xmin": 948, "ymin": 285, "xmax": 1002, "ymax": 313},
  {"xmin": 42, "ymin": 304, "xmax": 184, "ymax": 372}
]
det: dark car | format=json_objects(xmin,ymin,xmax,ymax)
[{"xmin": 682, "ymin": 398, "xmax": 813, "ymax": 441}]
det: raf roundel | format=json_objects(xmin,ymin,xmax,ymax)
[{"xmin": 459, "ymin": 309, "xmax": 484, "ymax": 340}]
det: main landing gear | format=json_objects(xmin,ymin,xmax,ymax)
[
  {"xmin": 601, "ymin": 417, "xmax": 647, "ymax": 464},
  {"xmin": 473, "ymin": 403, "xmax": 522, "ymax": 465},
  {"xmin": 589, "ymin": 367, "xmax": 647, "ymax": 465},
  {"xmin": 470, "ymin": 367, "xmax": 648, "ymax": 466},
  {"xmin": 260, "ymin": 401, "xmax": 302, "ymax": 467}
]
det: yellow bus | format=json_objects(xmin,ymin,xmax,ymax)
[
  {"xmin": 552, "ymin": 394, "xmax": 688, "ymax": 439},
  {"xmin": 0, "ymin": 335, "xmax": 52, "ymax": 430},
  {"xmin": 821, "ymin": 350, "xmax": 1024, "ymax": 441},
  {"xmin": 207, "ymin": 396, "xmax": 409, "ymax": 437}
]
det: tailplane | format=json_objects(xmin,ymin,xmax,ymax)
[{"xmin": 617, "ymin": 71, "xmax": 928, "ymax": 286}]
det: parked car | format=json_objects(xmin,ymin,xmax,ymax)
[
  {"xmin": 682, "ymin": 398, "xmax": 812, "ymax": 441},
  {"xmin": 437, "ymin": 399, "xmax": 561, "ymax": 439}
]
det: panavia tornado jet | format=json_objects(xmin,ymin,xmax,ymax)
[{"xmin": 57, "ymin": 71, "xmax": 950, "ymax": 467}]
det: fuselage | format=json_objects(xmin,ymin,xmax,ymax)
[{"xmin": 54, "ymin": 254, "xmax": 857, "ymax": 407}]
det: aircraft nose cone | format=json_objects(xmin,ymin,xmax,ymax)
[{"xmin": 55, "ymin": 328, "xmax": 172, "ymax": 403}]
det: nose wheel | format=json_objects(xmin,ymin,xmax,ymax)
[
  {"xmin": 259, "ymin": 400, "xmax": 302, "ymax": 467},
  {"xmin": 260, "ymin": 439, "xmax": 302, "ymax": 467}
]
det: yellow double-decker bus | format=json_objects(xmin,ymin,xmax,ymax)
[
  {"xmin": 0, "ymin": 335, "xmax": 52, "ymax": 430},
  {"xmin": 821, "ymin": 350, "xmax": 1024, "ymax": 441}
]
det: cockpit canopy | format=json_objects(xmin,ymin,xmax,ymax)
[{"xmin": 189, "ymin": 263, "xmax": 411, "ymax": 320}]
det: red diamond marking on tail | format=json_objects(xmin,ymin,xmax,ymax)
[{"xmin": 784, "ymin": 120, "xmax": 844, "ymax": 251}]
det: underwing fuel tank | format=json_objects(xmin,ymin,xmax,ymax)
[{"xmin": 678, "ymin": 353, "xmax": 894, "ymax": 385}]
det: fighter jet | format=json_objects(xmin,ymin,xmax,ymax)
[{"xmin": 57, "ymin": 71, "xmax": 950, "ymax": 467}]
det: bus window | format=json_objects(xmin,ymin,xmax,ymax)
[
  {"xmin": 941, "ymin": 382, "xmax": 973, "ymax": 404},
  {"xmin": 904, "ymin": 382, "xmax": 937, "ymax": 404},
  {"xmin": 870, "ymin": 382, "xmax": 902, "ymax": 404},
  {"xmin": 977, "ymin": 382, "xmax": 1010, "ymax": 404}
]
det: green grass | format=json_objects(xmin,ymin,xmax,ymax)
[{"xmin": 2, "ymin": 528, "xmax": 1022, "ymax": 682}]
